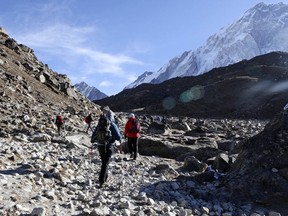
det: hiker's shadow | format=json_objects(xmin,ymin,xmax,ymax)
[
  {"xmin": 0, "ymin": 164, "xmax": 63, "ymax": 180},
  {"xmin": 0, "ymin": 164, "xmax": 34, "ymax": 175}
]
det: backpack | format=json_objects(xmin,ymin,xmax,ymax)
[
  {"xmin": 96, "ymin": 115, "xmax": 113, "ymax": 144},
  {"xmin": 129, "ymin": 118, "xmax": 140, "ymax": 133},
  {"xmin": 56, "ymin": 116, "xmax": 64, "ymax": 125},
  {"xmin": 84, "ymin": 115, "xmax": 92, "ymax": 124}
]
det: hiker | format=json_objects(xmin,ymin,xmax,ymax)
[
  {"xmin": 55, "ymin": 115, "xmax": 64, "ymax": 136},
  {"xmin": 124, "ymin": 113, "xmax": 141, "ymax": 160},
  {"xmin": 101, "ymin": 106, "xmax": 116, "ymax": 123},
  {"xmin": 91, "ymin": 113, "xmax": 122, "ymax": 188},
  {"xmin": 161, "ymin": 115, "xmax": 167, "ymax": 124},
  {"xmin": 84, "ymin": 113, "xmax": 93, "ymax": 133}
]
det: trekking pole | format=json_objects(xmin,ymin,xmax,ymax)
[
  {"xmin": 89, "ymin": 125, "xmax": 94, "ymax": 133},
  {"xmin": 122, "ymin": 137, "xmax": 127, "ymax": 155},
  {"xmin": 62, "ymin": 123, "xmax": 66, "ymax": 137},
  {"xmin": 89, "ymin": 142, "xmax": 93, "ymax": 166}
]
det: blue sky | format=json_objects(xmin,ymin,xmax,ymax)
[{"xmin": 1, "ymin": 0, "xmax": 287, "ymax": 96}]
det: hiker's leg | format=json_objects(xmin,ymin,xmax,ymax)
[
  {"xmin": 127, "ymin": 138, "xmax": 133, "ymax": 155},
  {"xmin": 132, "ymin": 137, "xmax": 138, "ymax": 160},
  {"xmin": 134, "ymin": 137, "xmax": 139, "ymax": 159},
  {"xmin": 57, "ymin": 125, "xmax": 61, "ymax": 136},
  {"xmin": 98, "ymin": 146, "xmax": 113, "ymax": 185},
  {"xmin": 98, "ymin": 146, "xmax": 106, "ymax": 184},
  {"xmin": 103, "ymin": 146, "xmax": 113, "ymax": 182}
]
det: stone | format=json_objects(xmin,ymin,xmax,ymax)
[{"xmin": 31, "ymin": 207, "xmax": 46, "ymax": 216}]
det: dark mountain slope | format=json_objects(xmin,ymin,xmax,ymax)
[{"xmin": 95, "ymin": 52, "xmax": 288, "ymax": 119}]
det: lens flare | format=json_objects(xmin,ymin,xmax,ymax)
[
  {"xmin": 180, "ymin": 90, "xmax": 193, "ymax": 103},
  {"xmin": 162, "ymin": 97, "xmax": 176, "ymax": 110},
  {"xmin": 179, "ymin": 85, "xmax": 205, "ymax": 103},
  {"xmin": 191, "ymin": 85, "xmax": 205, "ymax": 100}
]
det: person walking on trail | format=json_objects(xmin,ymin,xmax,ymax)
[
  {"xmin": 55, "ymin": 115, "xmax": 64, "ymax": 136},
  {"xmin": 91, "ymin": 113, "xmax": 122, "ymax": 188},
  {"xmin": 124, "ymin": 113, "xmax": 141, "ymax": 160},
  {"xmin": 84, "ymin": 113, "xmax": 93, "ymax": 133}
]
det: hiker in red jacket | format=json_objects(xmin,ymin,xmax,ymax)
[
  {"xmin": 84, "ymin": 113, "xmax": 93, "ymax": 133},
  {"xmin": 55, "ymin": 115, "xmax": 64, "ymax": 136},
  {"xmin": 124, "ymin": 113, "xmax": 141, "ymax": 160}
]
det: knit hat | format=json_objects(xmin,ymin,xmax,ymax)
[
  {"xmin": 101, "ymin": 106, "xmax": 110, "ymax": 112},
  {"xmin": 129, "ymin": 113, "xmax": 135, "ymax": 118}
]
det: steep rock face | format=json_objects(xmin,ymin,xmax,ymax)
[
  {"xmin": 95, "ymin": 52, "xmax": 288, "ymax": 120},
  {"xmin": 220, "ymin": 110, "xmax": 288, "ymax": 210},
  {"xmin": 75, "ymin": 81, "xmax": 107, "ymax": 101},
  {"xmin": 127, "ymin": 3, "xmax": 288, "ymax": 88}
]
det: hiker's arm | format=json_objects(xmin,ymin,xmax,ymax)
[{"xmin": 111, "ymin": 122, "xmax": 122, "ymax": 141}]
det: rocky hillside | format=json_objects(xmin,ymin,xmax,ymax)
[
  {"xmin": 0, "ymin": 29, "xmax": 101, "ymax": 137},
  {"xmin": 95, "ymin": 51, "xmax": 288, "ymax": 120}
]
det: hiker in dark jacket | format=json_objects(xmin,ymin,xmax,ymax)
[
  {"xmin": 91, "ymin": 114, "xmax": 122, "ymax": 188},
  {"xmin": 124, "ymin": 113, "xmax": 141, "ymax": 160}
]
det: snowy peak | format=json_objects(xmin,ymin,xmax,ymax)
[
  {"xmin": 75, "ymin": 82, "xmax": 107, "ymax": 101},
  {"xmin": 124, "ymin": 71, "xmax": 154, "ymax": 89},
  {"xmin": 125, "ymin": 2, "xmax": 288, "ymax": 88}
]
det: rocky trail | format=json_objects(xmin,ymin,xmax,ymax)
[{"xmin": 1, "ymin": 114, "xmax": 286, "ymax": 216}]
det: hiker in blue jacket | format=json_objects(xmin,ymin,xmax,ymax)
[{"xmin": 91, "ymin": 114, "xmax": 122, "ymax": 188}]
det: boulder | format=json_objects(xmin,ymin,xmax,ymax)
[
  {"xmin": 182, "ymin": 155, "xmax": 208, "ymax": 173},
  {"xmin": 221, "ymin": 111, "xmax": 288, "ymax": 204}
]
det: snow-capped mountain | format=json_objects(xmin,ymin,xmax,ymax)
[
  {"xmin": 124, "ymin": 71, "xmax": 153, "ymax": 89},
  {"xmin": 75, "ymin": 82, "xmax": 107, "ymax": 101},
  {"xmin": 126, "ymin": 2, "xmax": 288, "ymax": 88}
]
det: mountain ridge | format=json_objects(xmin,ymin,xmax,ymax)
[
  {"xmin": 75, "ymin": 81, "xmax": 107, "ymax": 101},
  {"xmin": 125, "ymin": 2, "xmax": 288, "ymax": 89}
]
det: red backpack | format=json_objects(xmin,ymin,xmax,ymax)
[
  {"xmin": 129, "ymin": 118, "xmax": 140, "ymax": 133},
  {"xmin": 56, "ymin": 116, "xmax": 64, "ymax": 125},
  {"xmin": 84, "ymin": 115, "xmax": 92, "ymax": 124}
]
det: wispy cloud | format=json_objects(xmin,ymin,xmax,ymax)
[
  {"xmin": 125, "ymin": 40, "xmax": 151, "ymax": 54},
  {"xmin": 99, "ymin": 81, "xmax": 112, "ymax": 87},
  {"xmin": 17, "ymin": 24, "xmax": 93, "ymax": 49},
  {"xmin": 75, "ymin": 47, "xmax": 143, "ymax": 74},
  {"xmin": 15, "ymin": 24, "xmax": 143, "ymax": 77}
]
